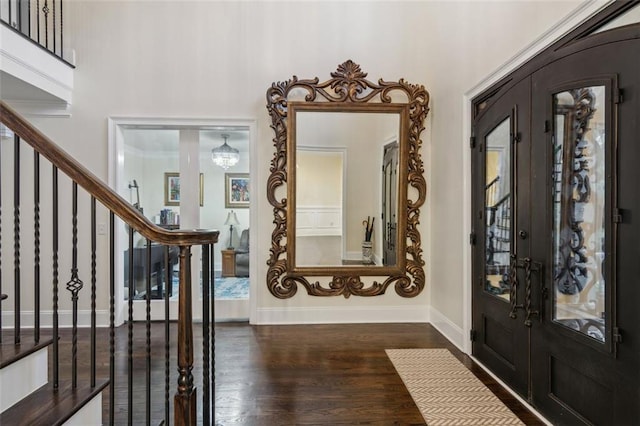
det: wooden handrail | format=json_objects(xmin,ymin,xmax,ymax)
[{"xmin": 0, "ymin": 101, "xmax": 218, "ymax": 246}]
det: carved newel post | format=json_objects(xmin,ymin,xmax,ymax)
[{"xmin": 175, "ymin": 245, "xmax": 197, "ymax": 425}]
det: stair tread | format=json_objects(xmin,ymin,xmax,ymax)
[
  {"xmin": 0, "ymin": 337, "xmax": 54, "ymax": 369},
  {"xmin": 0, "ymin": 379, "xmax": 109, "ymax": 426}
]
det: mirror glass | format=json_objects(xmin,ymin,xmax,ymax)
[{"xmin": 294, "ymin": 111, "xmax": 399, "ymax": 268}]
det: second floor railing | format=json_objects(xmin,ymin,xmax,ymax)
[{"xmin": 0, "ymin": 0, "xmax": 70, "ymax": 64}]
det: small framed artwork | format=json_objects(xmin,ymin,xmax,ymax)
[
  {"xmin": 164, "ymin": 172, "xmax": 204, "ymax": 206},
  {"xmin": 225, "ymin": 173, "xmax": 250, "ymax": 208}
]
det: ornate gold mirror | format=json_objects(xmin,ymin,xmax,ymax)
[{"xmin": 266, "ymin": 60, "xmax": 429, "ymax": 298}]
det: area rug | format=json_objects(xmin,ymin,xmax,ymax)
[
  {"xmin": 171, "ymin": 272, "xmax": 249, "ymax": 300},
  {"xmin": 386, "ymin": 348, "xmax": 524, "ymax": 425}
]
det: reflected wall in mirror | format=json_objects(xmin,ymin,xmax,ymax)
[
  {"xmin": 294, "ymin": 111, "xmax": 399, "ymax": 268},
  {"xmin": 266, "ymin": 60, "xmax": 430, "ymax": 298}
]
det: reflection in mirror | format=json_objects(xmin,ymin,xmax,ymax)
[
  {"xmin": 552, "ymin": 86, "xmax": 606, "ymax": 343},
  {"xmin": 266, "ymin": 60, "xmax": 429, "ymax": 298},
  {"xmin": 484, "ymin": 118, "xmax": 512, "ymax": 301},
  {"xmin": 294, "ymin": 112, "xmax": 399, "ymax": 267}
]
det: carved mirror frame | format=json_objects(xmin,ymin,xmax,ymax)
[{"xmin": 266, "ymin": 60, "xmax": 430, "ymax": 298}]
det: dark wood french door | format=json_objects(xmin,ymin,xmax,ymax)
[{"xmin": 472, "ymin": 28, "xmax": 640, "ymax": 425}]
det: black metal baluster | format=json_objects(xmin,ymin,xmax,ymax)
[
  {"xmin": 36, "ymin": 0, "xmax": 40, "ymax": 44},
  {"xmin": 127, "ymin": 227, "xmax": 134, "ymax": 425},
  {"xmin": 146, "ymin": 239, "xmax": 151, "ymax": 426},
  {"xmin": 164, "ymin": 246, "xmax": 171, "ymax": 425},
  {"xmin": 59, "ymin": 0, "xmax": 63, "ymax": 60},
  {"xmin": 90, "ymin": 196, "xmax": 97, "ymax": 388},
  {"xmin": 34, "ymin": 151, "xmax": 40, "ymax": 343},
  {"xmin": 43, "ymin": 0, "xmax": 49, "ymax": 50},
  {"xmin": 202, "ymin": 244, "xmax": 211, "ymax": 425},
  {"xmin": 14, "ymin": 135, "xmax": 21, "ymax": 344},
  {"xmin": 66, "ymin": 181, "xmax": 83, "ymax": 389},
  {"xmin": 109, "ymin": 212, "xmax": 115, "ymax": 426},
  {"xmin": 8, "ymin": 0, "xmax": 12, "ymax": 27},
  {"xmin": 52, "ymin": 165, "xmax": 59, "ymax": 389},
  {"xmin": 52, "ymin": 0, "xmax": 56, "ymax": 56},
  {"xmin": 26, "ymin": 0, "xmax": 30, "ymax": 39},
  {"xmin": 17, "ymin": 0, "xmax": 21, "ymax": 32}
]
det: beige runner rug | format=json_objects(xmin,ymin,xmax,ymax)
[{"xmin": 386, "ymin": 348, "xmax": 524, "ymax": 426}]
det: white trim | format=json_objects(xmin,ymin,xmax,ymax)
[
  {"xmin": 108, "ymin": 116, "xmax": 257, "ymax": 324},
  {"xmin": 0, "ymin": 24, "xmax": 74, "ymax": 103},
  {"xmin": 429, "ymin": 306, "xmax": 465, "ymax": 352},
  {"xmin": 461, "ymin": 0, "xmax": 612, "ymax": 356},
  {"xmin": 2, "ymin": 310, "xmax": 111, "ymax": 328},
  {"xmin": 215, "ymin": 298, "xmax": 250, "ymax": 321},
  {"xmin": 2, "ymin": 99, "xmax": 70, "ymax": 117},
  {"xmin": 471, "ymin": 355, "xmax": 553, "ymax": 426},
  {"xmin": 255, "ymin": 305, "xmax": 429, "ymax": 325}
]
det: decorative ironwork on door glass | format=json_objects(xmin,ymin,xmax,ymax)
[
  {"xmin": 552, "ymin": 86, "xmax": 606, "ymax": 343},
  {"xmin": 484, "ymin": 118, "xmax": 512, "ymax": 301}
]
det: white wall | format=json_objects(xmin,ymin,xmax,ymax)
[{"xmin": 19, "ymin": 1, "xmax": 584, "ymax": 326}]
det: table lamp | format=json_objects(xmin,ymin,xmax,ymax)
[{"xmin": 224, "ymin": 210, "xmax": 240, "ymax": 249}]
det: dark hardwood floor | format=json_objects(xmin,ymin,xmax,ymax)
[
  {"xmin": 45, "ymin": 322, "xmax": 544, "ymax": 425},
  {"xmin": 213, "ymin": 322, "xmax": 544, "ymax": 425}
]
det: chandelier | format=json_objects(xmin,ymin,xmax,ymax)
[{"xmin": 211, "ymin": 134, "xmax": 239, "ymax": 169}]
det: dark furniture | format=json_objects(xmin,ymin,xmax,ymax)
[
  {"xmin": 235, "ymin": 229, "xmax": 249, "ymax": 277},
  {"xmin": 124, "ymin": 244, "xmax": 179, "ymax": 298}
]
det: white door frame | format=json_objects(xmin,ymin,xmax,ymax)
[{"xmin": 107, "ymin": 116, "xmax": 257, "ymax": 325}]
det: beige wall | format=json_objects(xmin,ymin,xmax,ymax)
[{"xmin": 20, "ymin": 1, "xmax": 584, "ymax": 325}]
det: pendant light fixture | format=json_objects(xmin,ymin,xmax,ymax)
[{"xmin": 211, "ymin": 133, "xmax": 239, "ymax": 170}]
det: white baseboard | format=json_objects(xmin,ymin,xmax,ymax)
[
  {"xmin": 429, "ymin": 306, "xmax": 465, "ymax": 351},
  {"xmin": 255, "ymin": 305, "xmax": 429, "ymax": 324},
  {"xmin": 1, "ymin": 310, "xmax": 111, "ymax": 328},
  {"xmin": 214, "ymin": 298, "xmax": 249, "ymax": 321}
]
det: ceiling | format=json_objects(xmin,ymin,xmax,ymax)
[{"xmin": 122, "ymin": 127, "xmax": 250, "ymax": 155}]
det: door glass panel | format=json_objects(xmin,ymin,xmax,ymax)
[
  {"xmin": 552, "ymin": 86, "xmax": 606, "ymax": 343},
  {"xmin": 484, "ymin": 118, "xmax": 512, "ymax": 301}
]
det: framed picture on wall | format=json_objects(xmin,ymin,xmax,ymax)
[
  {"xmin": 225, "ymin": 173, "xmax": 250, "ymax": 208},
  {"xmin": 164, "ymin": 172, "xmax": 204, "ymax": 206}
]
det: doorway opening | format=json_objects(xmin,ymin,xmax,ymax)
[{"xmin": 108, "ymin": 117, "xmax": 254, "ymax": 323}]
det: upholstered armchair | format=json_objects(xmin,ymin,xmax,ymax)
[{"xmin": 235, "ymin": 229, "xmax": 249, "ymax": 277}]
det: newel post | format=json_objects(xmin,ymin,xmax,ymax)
[{"xmin": 175, "ymin": 245, "xmax": 197, "ymax": 425}]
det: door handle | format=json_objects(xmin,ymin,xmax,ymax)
[
  {"xmin": 523, "ymin": 257, "xmax": 543, "ymax": 327},
  {"xmin": 508, "ymin": 254, "xmax": 523, "ymax": 319}
]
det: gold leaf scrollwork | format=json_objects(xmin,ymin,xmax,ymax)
[{"xmin": 265, "ymin": 60, "xmax": 429, "ymax": 299}]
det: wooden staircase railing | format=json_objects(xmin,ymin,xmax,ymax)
[{"xmin": 0, "ymin": 100, "xmax": 218, "ymax": 425}]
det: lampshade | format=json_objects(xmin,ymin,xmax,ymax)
[
  {"xmin": 211, "ymin": 134, "xmax": 239, "ymax": 170},
  {"xmin": 224, "ymin": 210, "xmax": 240, "ymax": 226}
]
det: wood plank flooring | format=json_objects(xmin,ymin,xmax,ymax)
[
  {"xmin": 213, "ymin": 323, "xmax": 544, "ymax": 425},
  {"xmin": 45, "ymin": 322, "xmax": 543, "ymax": 425}
]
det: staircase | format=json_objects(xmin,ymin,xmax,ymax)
[
  {"xmin": 0, "ymin": 331, "xmax": 107, "ymax": 425},
  {"xmin": 0, "ymin": 101, "xmax": 218, "ymax": 425}
]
